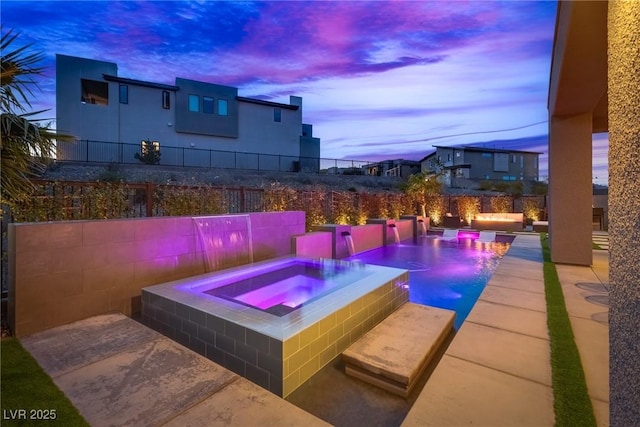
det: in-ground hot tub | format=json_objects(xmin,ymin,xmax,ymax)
[{"xmin": 142, "ymin": 256, "xmax": 408, "ymax": 397}]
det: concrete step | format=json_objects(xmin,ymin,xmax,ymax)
[{"xmin": 341, "ymin": 303, "xmax": 455, "ymax": 397}]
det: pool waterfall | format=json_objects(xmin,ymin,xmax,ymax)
[
  {"xmin": 342, "ymin": 231, "xmax": 356, "ymax": 256},
  {"xmin": 418, "ymin": 219, "xmax": 427, "ymax": 237},
  {"xmin": 389, "ymin": 223, "xmax": 401, "ymax": 243},
  {"xmin": 193, "ymin": 215, "xmax": 253, "ymax": 272}
]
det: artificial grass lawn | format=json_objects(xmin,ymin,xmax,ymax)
[
  {"xmin": 540, "ymin": 234, "xmax": 597, "ymax": 427},
  {"xmin": 0, "ymin": 338, "xmax": 89, "ymax": 427}
]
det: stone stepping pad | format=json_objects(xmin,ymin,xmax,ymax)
[{"xmin": 341, "ymin": 302, "xmax": 455, "ymax": 397}]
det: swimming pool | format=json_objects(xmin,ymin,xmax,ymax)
[{"xmin": 346, "ymin": 236, "xmax": 511, "ymax": 329}]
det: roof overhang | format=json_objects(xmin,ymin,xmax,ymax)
[
  {"xmin": 548, "ymin": 1, "xmax": 608, "ymax": 133},
  {"xmin": 236, "ymin": 96, "xmax": 299, "ymax": 110},
  {"xmin": 103, "ymin": 74, "xmax": 179, "ymax": 91}
]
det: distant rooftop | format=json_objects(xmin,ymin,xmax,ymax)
[{"xmin": 431, "ymin": 144, "xmax": 543, "ymax": 155}]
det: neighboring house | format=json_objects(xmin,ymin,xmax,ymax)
[
  {"xmin": 56, "ymin": 54, "xmax": 320, "ymax": 172},
  {"xmin": 419, "ymin": 145, "xmax": 540, "ymax": 188},
  {"xmin": 364, "ymin": 159, "xmax": 421, "ymax": 178}
]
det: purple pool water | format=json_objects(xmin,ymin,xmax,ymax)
[
  {"xmin": 203, "ymin": 259, "xmax": 373, "ymax": 316},
  {"xmin": 346, "ymin": 237, "xmax": 511, "ymax": 329}
]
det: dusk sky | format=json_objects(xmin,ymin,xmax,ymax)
[{"xmin": 2, "ymin": 0, "xmax": 609, "ymax": 184}]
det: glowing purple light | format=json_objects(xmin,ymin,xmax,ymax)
[{"xmin": 233, "ymin": 275, "xmax": 325, "ymax": 310}]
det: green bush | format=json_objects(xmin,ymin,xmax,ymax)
[
  {"xmin": 490, "ymin": 195, "xmax": 512, "ymax": 213},
  {"xmin": 456, "ymin": 195, "xmax": 480, "ymax": 225}
]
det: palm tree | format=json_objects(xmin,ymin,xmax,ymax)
[{"xmin": 1, "ymin": 27, "xmax": 73, "ymax": 206}]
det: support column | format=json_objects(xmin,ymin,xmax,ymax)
[
  {"xmin": 608, "ymin": 2, "xmax": 640, "ymax": 425},
  {"xmin": 548, "ymin": 113, "xmax": 593, "ymax": 265}
]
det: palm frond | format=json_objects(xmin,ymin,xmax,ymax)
[
  {"xmin": 1, "ymin": 27, "xmax": 45, "ymax": 113},
  {"xmin": 1, "ymin": 27, "xmax": 75, "ymax": 206}
]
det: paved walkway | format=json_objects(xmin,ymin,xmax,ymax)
[
  {"xmin": 556, "ymin": 248, "xmax": 610, "ymax": 426},
  {"xmin": 21, "ymin": 314, "xmax": 330, "ymax": 427},
  {"xmin": 401, "ymin": 233, "xmax": 609, "ymax": 426}
]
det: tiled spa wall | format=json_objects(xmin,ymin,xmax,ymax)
[
  {"xmin": 8, "ymin": 211, "xmax": 305, "ymax": 337},
  {"xmin": 282, "ymin": 273, "xmax": 409, "ymax": 397},
  {"xmin": 141, "ymin": 271, "xmax": 409, "ymax": 397}
]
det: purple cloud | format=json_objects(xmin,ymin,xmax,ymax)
[{"xmin": 3, "ymin": 1, "xmax": 596, "ymax": 182}]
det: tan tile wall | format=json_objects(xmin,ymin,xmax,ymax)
[
  {"xmin": 291, "ymin": 232, "xmax": 333, "ymax": 259},
  {"xmin": 396, "ymin": 219, "xmax": 414, "ymax": 241},
  {"xmin": 9, "ymin": 212, "xmax": 305, "ymax": 337},
  {"xmin": 282, "ymin": 272, "xmax": 409, "ymax": 397},
  {"xmin": 351, "ymin": 224, "xmax": 383, "ymax": 254}
]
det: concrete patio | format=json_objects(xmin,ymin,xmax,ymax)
[
  {"xmin": 399, "ymin": 233, "xmax": 609, "ymax": 427},
  {"xmin": 18, "ymin": 233, "xmax": 610, "ymax": 426}
]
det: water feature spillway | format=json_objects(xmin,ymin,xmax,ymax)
[
  {"xmin": 342, "ymin": 231, "xmax": 356, "ymax": 256},
  {"xmin": 193, "ymin": 215, "xmax": 253, "ymax": 272}
]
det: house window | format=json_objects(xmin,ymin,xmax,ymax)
[
  {"xmin": 81, "ymin": 79, "xmax": 108, "ymax": 105},
  {"xmin": 119, "ymin": 85, "xmax": 128, "ymax": 104},
  {"xmin": 274, "ymin": 108, "xmax": 282, "ymax": 122},
  {"xmin": 520, "ymin": 155, "xmax": 524, "ymax": 168},
  {"xmin": 141, "ymin": 140, "xmax": 160, "ymax": 155},
  {"xmin": 482, "ymin": 153, "xmax": 492, "ymax": 158},
  {"xmin": 456, "ymin": 151, "xmax": 461, "ymax": 157},
  {"xmin": 447, "ymin": 154, "xmax": 451, "ymax": 161},
  {"xmin": 162, "ymin": 91, "xmax": 170, "ymax": 109},
  {"xmin": 218, "ymin": 99, "xmax": 228, "ymax": 116},
  {"xmin": 203, "ymin": 96, "xmax": 214, "ymax": 114},
  {"xmin": 188, "ymin": 94, "xmax": 199, "ymax": 112}
]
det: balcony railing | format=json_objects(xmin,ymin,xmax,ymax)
[{"xmin": 56, "ymin": 140, "xmax": 376, "ymax": 174}]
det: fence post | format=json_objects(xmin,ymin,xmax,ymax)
[
  {"xmin": 145, "ymin": 183, "xmax": 154, "ymax": 217},
  {"xmin": 239, "ymin": 187, "xmax": 246, "ymax": 213}
]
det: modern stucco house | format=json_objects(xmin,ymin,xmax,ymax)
[
  {"xmin": 55, "ymin": 54, "xmax": 320, "ymax": 172},
  {"xmin": 419, "ymin": 144, "xmax": 540, "ymax": 189}
]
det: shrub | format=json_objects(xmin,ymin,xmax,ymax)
[
  {"xmin": 155, "ymin": 184, "xmax": 226, "ymax": 216},
  {"xmin": 490, "ymin": 195, "xmax": 512, "ymax": 213},
  {"xmin": 456, "ymin": 195, "xmax": 481, "ymax": 225},
  {"xmin": 532, "ymin": 181, "xmax": 549, "ymax": 195},
  {"xmin": 478, "ymin": 180, "xmax": 494, "ymax": 191},
  {"xmin": 425, "ymin": 195, "xmax": 445, "ymax": 225},
  {"xmin": 492, "ymin": 181, "xmax": 510, "ymax": 192},
  {"xmin": 97, "ymin": 162, "xmax": 125, "ymax": 183},
  {"xmin": 135, "ymin": 139, "xmax": 161, "ymax": 165},
  {"xmin": 507, "ymin": 181, "xmax": 524, "ymax": 198},
  {"xmin": 523, "ymin": 198, "xmax": 542, "ymax": 222},
  {"xmin": 263, "ymin": 182, "xmax": 297, "ymax": 211}
]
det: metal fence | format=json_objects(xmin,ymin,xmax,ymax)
[{"xmin": 57, "ymin": 139, "xmax": 376, "ymax": 174}]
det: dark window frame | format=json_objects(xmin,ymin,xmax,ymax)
[
  {"xmin": 218, "ymin": 98, "xmax": 228, "ymax": 116},
  {"xmin": 119, "ymin": 84, "xmax": 128, "ymax": 104},
  {"xmin": 188, "ymin": 94, "xmax": 200, "ymax": 112},
  {"xmin": 203, "ymin": 96, "xmax": 214, "ymax": 114},
  {"xmin": 81, "ymin": 78, "xmax": 109, "ymax": 106},
  {"xmin": 162, "ymin": 91, "xmax": 170, "ymax": 109}
]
